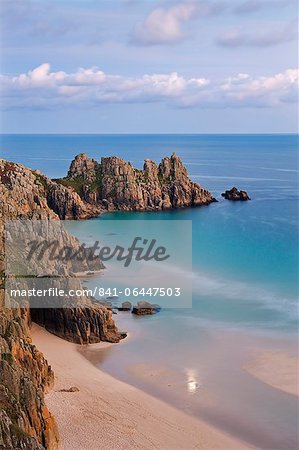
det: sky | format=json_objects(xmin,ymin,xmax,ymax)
[{"xmin": 0, "ymin": 0, "xmax": 298, "ymax": 133}]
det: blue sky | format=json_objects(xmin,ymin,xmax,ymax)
[{"xmin": 0, "ymin": 0, "xmax": 297, "ymax": 133}]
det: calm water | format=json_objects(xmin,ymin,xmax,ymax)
[
  {"xmin": 1, "ymin": 134, "xmax": 298, "ymax": 448},
  {"xmin": 2, "ymin": 134, "xmax": 298, "ymax": 324}
]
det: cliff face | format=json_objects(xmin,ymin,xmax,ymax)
[
  {"xmin": 0, "ymin": 159, "xmax": 122, "ymax": 449},
  {"xmin": 0, "ymin": 158, "xmax": 100, "ymax": 223},
  {"xmin": 30, "ymin": 307, "xmax": 120, "ymax": 345},
  {"xmin": 0, "ymin": 295, "xmax": 59, "ymax": 450},
  {"xmin": 58, "ymin": 152, "xmax": 215, "ymax": 212},
  {"xmin": 0, "ymin": 160, "xmax": 59, "ymax": 449}
]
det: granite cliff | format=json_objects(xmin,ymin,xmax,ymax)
[
  {"xmin": 0, "ymin": 158, "xmax": 122, "ymax": 449},
  {"xmin": 0, "ymin": 295, "xmax": 59, "ymax": 450},
  {"xmin": 56, "ymin": 152, "xmax": 216, "ymax": 212}
]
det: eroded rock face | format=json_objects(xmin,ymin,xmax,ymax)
[
  {"xmin": 0, "ymin": 295, "xmax": 59, "ymax": 450},
  {"xmin": 0, "ymin": 158, "xmax": 98, "ymax": 225},
  {"xmin": 0, "ymin": 159, "xmax": 59, "ymax": 448},
  {"xmin": 0, "ymin": 159, "xmax": 102, "ymax": 272},
  {"xmin": 58, "ymin": 152, "xmax": 216, "ymax": 211},
  {"xmin": 47, "ymin": 183, "xmax": 101, "ymax": 219},
  {"xmin": 0, "ymin": 158, "xmax": 122, "ymax": 448},
  {"xmin": 31, "ymin": 306, "xmax": 121, "ymax": 345},
  {"xmin": 68, "ymin": 153, "xmax": 99, "ymax": 182},
  {"xmin": 221, "ymin": 187, "xmax": 251, "ymax": 201}
]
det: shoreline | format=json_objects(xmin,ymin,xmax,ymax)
[
  {"xmin": 243, "ymin": 351, "xmax": 299, "ymax": 397},
  {"xmin": 32, "ymin": 324, "xmax": 252, "ymax": 450},
  {"xmin": 76, "ymin": 313, "xmax": 299, "ymax": 449}
]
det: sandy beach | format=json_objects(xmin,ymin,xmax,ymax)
[
  {"xmin": 32, "ymin": 324, "xmax": 253, "ymax": 450},
  {"xmin": 244, "ymin": 351, "xmax": 299, "ymax": 397}
]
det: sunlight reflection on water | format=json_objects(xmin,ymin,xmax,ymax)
[{"xmin": 186, "ymin": 369, "xmax": 200, "ymax": 394}]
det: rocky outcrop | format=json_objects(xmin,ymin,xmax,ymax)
[
  {"xmin": 0, "ymin": 158, "xmax": 96, "ymax": 224},
  {"xmin": 0, "ymin": 152, "xmax": 215, "ymax": 223},
  {"xmin": 46, "ymin": 183, "xmax": 101, "ymax": 219},
  {"xmin": 0, "ymin": 158, "xmax": 122, "ymax": 341},
  {"xmin": 0, "ymin": 294, "xmax": 59, "ymax": 450},
  {"xmin": 0, "ymin": 160, "xmax": 59, "ymax": 449},
  {"xmin": 0, "ymin": 158, "xmax": 123, "ymax": 448},
  {"xmin": 30, "ymin": 306, "xmax": 120, "ymax": 345},
  {"xmin": 131, "ymin": 301, "xmax": 160, "ymax": 315},
  {"xmin": 0, "ymin": 159, "xmax": 103, "ymax": 273},
  {"xmin": 221, "ymin": 187, "xmax": 251, "ymax": 201},
  {"xmin": 67, "ymin": 153, "xmax": 100, "ymax": 182},
  {"xmin": 57, "ymin": 152, "xmax": 216, "ymax": 211}
]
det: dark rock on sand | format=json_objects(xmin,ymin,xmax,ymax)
[{"xmin": 59, "ymin": 386, "xmax": 80, "ymax": 393}]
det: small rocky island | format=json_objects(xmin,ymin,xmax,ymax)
[{"xmin": 221, "ymin": 187, "xmax": 250, "ymax": 201}]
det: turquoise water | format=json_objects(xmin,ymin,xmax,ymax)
[
  {"xmin": 2, "ymin": 134, "xmax": 298, "ymax": 332},
  {"xmin": 2, "ymin": 134, "xmax": 298, "ymax": 448}
]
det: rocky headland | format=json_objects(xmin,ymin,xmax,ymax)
[
  {"xmin": 0, "ymin": 158, "xmax": 122, "ymax": 449},
  {"xmin": 55, "ymin": 152, "xmax": 216, "ymax": 212}
]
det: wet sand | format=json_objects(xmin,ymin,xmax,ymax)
[
  {"xmin": 32, "ymin": 324, "xmax": 252, "ymax": 450},
  {"xmin": 80, "ymin": 312, "xmax": 298, "ymax": 450},
  {"xmin": 243, "ymin": 351, "xmax": 299, "ymax": 397}
]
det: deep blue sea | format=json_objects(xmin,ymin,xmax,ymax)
[{"xmin": 1, "ymin": 134, "xmax": 298, "ymax": 448}]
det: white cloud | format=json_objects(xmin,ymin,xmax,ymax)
[
  {"xmin": 0, "ymin": 64, "xmax": 297, "ymax": 110},
  {"xmin": 130, "ymin": 2, "xmax": 199, "ymax": 45},
  {"xmin": 219, "ymin": 69, "xmax": 298, "ymax": 106}
]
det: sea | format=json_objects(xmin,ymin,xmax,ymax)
[{"xmin": 1, "ymin": 134, "xmax": 298, "ymax": 449}]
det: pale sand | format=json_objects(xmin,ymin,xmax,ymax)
[
  {"xmin": 244, "ymin": 351, "xmax": 299, "ymax": 397},
  {"xmin": 32, "ymin": 324, "xmax": 253, "ymax": 450}
]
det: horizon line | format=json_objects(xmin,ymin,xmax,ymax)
[{"xmin": 0, "ymin": 132, "xmax": 298, "ymax": 136}]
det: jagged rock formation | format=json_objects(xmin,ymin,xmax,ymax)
[
  {"xmin": 57, "ymin": 152, "xmax": 216, "ymax": 211},
  {"xmin": 0, "ymin": 158, "xmax": 122, "ymax": 448},
  {"xmin": 0, "ymin": 159, "xmax": 99, "ymax": 224},
  {"xmin": 221, "ymin": 187, "xmax": 251, "ymax": 201},
  {"xmin": 0, "ymin": 158, "xmax": 122, "ymax": 342},
  {"xmin": 0, "ymin": 294, "xmax": 59, "ymax": 450},
  {"xmin": 0, "ymin": 160, "xmax": 59, "ymax": 448},
  {"xmin": 31, "ymin": 307, "xmax": 120, "ymax": 344}
]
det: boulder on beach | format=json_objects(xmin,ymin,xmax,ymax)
[
  {"xmin": 132, "ymin": 301, "xmax": 161, "ymax": 315},
  {"xmin": 59, "ymin": 386, "xmax": 80, "ymax": 393},
  {"xmin": 221, "ymin": 187, "xmax": 250, "ymax": 201}
]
